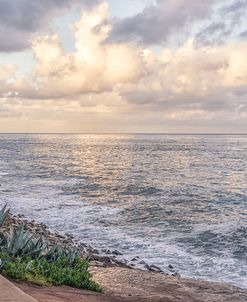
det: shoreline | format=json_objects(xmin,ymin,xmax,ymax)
[
  {"xmin": 2, "ymin": 212, "xmax": 170, "ymax": 274},
  {"xmin": 1, "ymin": 212, "xmax": 247, "ymax": 302}
]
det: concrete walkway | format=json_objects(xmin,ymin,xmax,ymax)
[{"xmin": 0, "ymin": 275, "xmax": 37, "ymax": 302}]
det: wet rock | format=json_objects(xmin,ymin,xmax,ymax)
[
  {"xmin": 112, "ymin": 250, "xmax": 123, "ymax": 256},
  {"xmin": 102, "ymin": 249, "xmax": 112, "ymax": 255},
  {"xmin": 149, "ymin": 264, "xmax": 164, "ymax": 273},
  {"xmin": 92, "ymin": 249, "xmax": 100, "ymax": 255},
  {"xmin": 54, "ymin": 232, "xmax": 63, "ymax": 239},
  {"xmin": 172, "ymin": 272, "xmax": 181, "ymax": 278},
  {"xmin": 63, "ymin": 240, "xmax": 70, "ymax": 244}
]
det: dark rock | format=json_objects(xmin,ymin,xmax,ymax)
[
  {"xmin": 144, "ymin": 263, "xmax": 151, "ymax": 271},
  {"xmin": 149, "ymin": 265, "xmax": 163, "ymax": 273},
  {"xmin": 104, "ymin": 249, "xmax": 112, "ymax": 255},
  {"xmin": 112, "ymin": 250, "xmax": 123, "ymax": 256},
  {"xmin": 92, "ymin": 249, "xmax": 100, "ymax": 255},
  {"xmin": 172, "ymin": 272, "xmax": 181, "ymax": 278}
]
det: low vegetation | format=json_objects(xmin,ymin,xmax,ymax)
[{"xmin": 0, "ymin": 204, "xmax": 102, "ymax": 292}]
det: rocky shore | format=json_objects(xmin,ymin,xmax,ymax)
[
  {"xmin": 2, "ymin": 212, "xmax": 173, "ymax": 274},
  {"xmin": 2, "ymin": 213, "xmax": 247, "ymax": 302}
]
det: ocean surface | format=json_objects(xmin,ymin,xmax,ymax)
[{"xmin": 0, "ymin": 134, "xmax": 246, "ymax": 288}]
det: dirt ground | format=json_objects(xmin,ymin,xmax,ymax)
[{"xmin": 15, "ymin": 266, "xmax": 247, "ymax": 302}]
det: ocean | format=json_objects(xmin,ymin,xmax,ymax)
[{"xmin": 0, "ymin": 134, "xmax": 246, "ymax": 288}]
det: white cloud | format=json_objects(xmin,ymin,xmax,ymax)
[
  {"xmin": 10, "ymin": 3, "xmax": 144, "ymax": 100},
  {"xmin": 0, "ymin": 2, "xmax": 247, "ymax": 132}
]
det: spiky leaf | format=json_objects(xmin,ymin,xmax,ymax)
[{"xmin": 0, "ymin": 204, "xmax": 10, "ymax": 227}]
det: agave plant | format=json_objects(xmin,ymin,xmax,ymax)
[
  {"xmin": 66, "ymin": 249, "xmax": 79, "ymax": 265},
  {"xmin": 26, "ymin": 237, "xmax": 48, "ymax": 259},
  {"xmin": 0, "ymin": 204, "xmax": 10, "ymax": 227},
  {"xmin": 0, "ymin": 203, "xmax": 80, "ymax": 265},
  {"xmin": 0, "ymin": 233, "xmax": 7, "ymax": 248},
  {"xmin": 3, "ymin": 225, "xmax": 32, "ymax": 257},
  {"xmin": 4, "ymin": 225, "xmax": 50, "ymax": 259},
  {"xmin": 44, "ymin": 245, "xmax": 66, "ymax": 263}
]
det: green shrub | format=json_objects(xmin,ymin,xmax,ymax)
[{"xmin": 0, "ymin": 253, "xmax": 102, "ymax": 292}]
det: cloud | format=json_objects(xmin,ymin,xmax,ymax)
[
  {"xmin": 2, "ymin": 3, "xmax": 144, "ymax": 100},
  {"xmin": 1, "ymin": 2, "xmax": 247, "ymax": 132},
  {"xmin": 0, "ymin": 0, "xmax": 100, "ymax": 52},
  {"xmin": 119, "ymin": 38, "xmax": 247, "ymax": 116},
  {"xmin": 196, "ymin": 0, "xmax": 247, "ymax": 46},
  {"xmin": 109, "ymin": 0, "xmax": 218, "ymax": 45},
  {"xmin": 195, "ymin": 22, "xmax": 231, "ymax": 46},
  {"xmin": 109, "ymin": 0, "xmax": 247, "ymax": 48},
  {"xmin": 0, "ymin": 2, "xmax": 144, "ymax": 99},
  {"xmin": 239, "ymin": 31, "xmax": 247, "ymax": 40}
]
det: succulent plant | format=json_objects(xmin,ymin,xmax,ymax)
[
  {"xmin": 0, "ymin": 204, "xmax": 10, "ymax": 227},
  {"xmin": 3, "ymin": 225, "xmax": 32, "ymax": 257},
  {"xmin": 0, "ymin": 233, "xmax": 7, "ymax": 247},
  {"xmin": 44, "ymin": 245, "xmax": 66, "ymax": 263},
  {"xmin": 66, "ymin": 249, "xmax": 80, "ymax": 265},
  {"xmin": 2, "ymin": 225, "xmax": 49, "ymax": 259},
  {"xmin": 0, "ymin": 204, "xmax": 80, "ymax": 266},
  {"xmin": 27, "ymin": 237, "xmax": 48, "ymax": 259}
]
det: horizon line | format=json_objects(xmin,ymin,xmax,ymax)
[{"xmin": 0, "ymin": 132, "xmax": 247, "ymax": 135}]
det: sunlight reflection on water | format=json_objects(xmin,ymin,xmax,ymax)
[{"xmin": 0, "ymin": 134, "xmax": 246, "ymax": 288}]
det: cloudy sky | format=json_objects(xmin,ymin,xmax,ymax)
[{"xmin": 0, "ymin": 0, "xmax": 246, "ymax": 133}]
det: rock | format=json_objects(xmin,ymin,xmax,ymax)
[
  {"xmin": 92, "ymin": 249, "xmax": 100, "ymax": 255},
  {"xmin": 40, "ymin": 223, "xmax": 48, "ymax": 229},
  {"xmin": 172, "ymin": 272, "xmax": 181, "ymax": 278},
  {"xmin": 90, "ymin": 261, "xmax": 105, "ymax": 267},
  {"xmin": 112, "ymin": 250, "xmax": 123, "ymax": 256},
  {"xmin": 149, "ymin": 265, "xmax": 163, "ymax": 273},
  {"xmin": 63, "ymin": 240, "xmax": 70, "ymax": 244},
  {"xmin": 102, "ymin": 249, "xmax": 112, "ymax": 255},
  {"xmin": 4, "ymin": 212, "xmax": 168, "ymax": 274},
  {"xmin": 144, "ymin": 263, "xmax": 151, "ymax": 271}
]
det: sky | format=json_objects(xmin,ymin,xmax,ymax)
[{"xmin": 0, "ymin": 0, "xmax": 247, "ymax": 133}]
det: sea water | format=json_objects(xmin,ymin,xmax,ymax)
[{"xmin": 0, "ymin": 134, "xmax": 246, "ymax": 288}]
